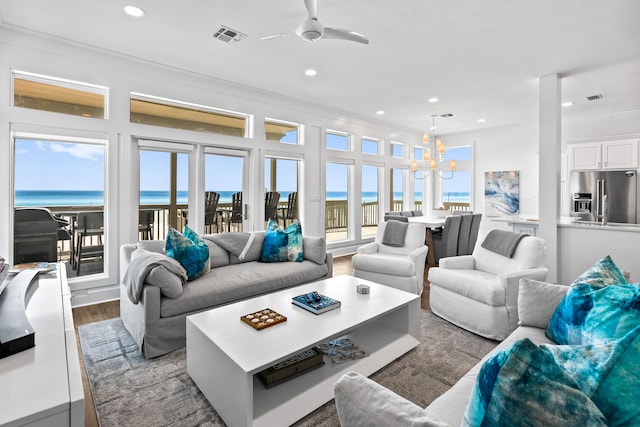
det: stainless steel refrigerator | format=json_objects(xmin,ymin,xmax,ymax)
[{"xmin": 569, "ymin": 170, "xmax": 639, "ymax": 224}]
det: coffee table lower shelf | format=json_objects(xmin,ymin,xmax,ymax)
[{"xmin": 186, "ymin": 286, "xmax": 420, "ymax": 427}]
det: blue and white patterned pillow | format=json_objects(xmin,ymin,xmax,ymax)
[
  {"xmin": 260, "ymin": 219, "xmax": 303, "ymax": 263},
  {"xmin": 165, "ymin": 225, "xmax": 210, "ymax": 281},
  {"xmin": 570, "ymin": 255, "xmax": 628, "ymax": 287}
]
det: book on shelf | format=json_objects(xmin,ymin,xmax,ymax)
[{"xmin": 292, "ymin": 291, "xmax": 341, "ymax": 315}]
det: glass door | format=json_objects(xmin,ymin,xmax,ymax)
[{"xmin": 204, "ymin": 148, "xmax": 248, "ymax": 233}]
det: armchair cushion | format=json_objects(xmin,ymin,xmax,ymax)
[{"xmin": 352, "ymin": 253, "xmax": 417, "ymax": 277}]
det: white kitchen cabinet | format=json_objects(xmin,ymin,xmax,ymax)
[
  {"xmin": 568, "ymin": 139, "xmax": 638, "ymax": 171},
  {"xmin": 602, "ymin": 139, "xmax": 638, "ymax": 169}
]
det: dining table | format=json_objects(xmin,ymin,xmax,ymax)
[{"xmin": 407, "ymin": 216, "xmax": 447, "ymax": 266}]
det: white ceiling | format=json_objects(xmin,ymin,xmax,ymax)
[{"xmin": 2, "ymin": 0, "xmax": 640, "ymax": 135}]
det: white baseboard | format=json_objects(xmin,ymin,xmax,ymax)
[{"xmin": 70, "ymin": 284, "xmax": 119, "ymax": 308}]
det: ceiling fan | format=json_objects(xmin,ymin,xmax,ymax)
[{"xmin": 261, "ymin": 0, "xmax": 369, "ymax": 45}]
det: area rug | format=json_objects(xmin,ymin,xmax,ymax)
[{"xmin": 78, "ymin": 310, "xmax": 497, "ymax": 427}]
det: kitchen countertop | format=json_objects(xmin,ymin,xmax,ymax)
[{"xmin": 558, "ymin": 216, "xmax": 640, "ymax": 232}]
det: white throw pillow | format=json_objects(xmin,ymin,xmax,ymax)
[{"xmin": 518, "ymin": 278, "xmax": 569, "ymax": 328}]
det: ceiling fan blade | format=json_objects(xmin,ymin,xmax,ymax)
[
  {"xmin": 304, "ymin": 0, "xmax": 318, "ymax": 20},
  {"xmin": 323, "ymin": 28, "xmax": 369, "ymax": 44},
  {"xmin": 260, "ymin": 33, "xmax": 290, "ymax": 41}
]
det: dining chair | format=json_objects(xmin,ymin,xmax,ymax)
[
  {"xmin": 456, "ymin": 213, "xmax": 474, "ymax": 256},
  {"xmin": 74, "ymin": 211, "xmax": 104, "ymax": 275},
  {"xmin": 264, "ymin": 191, "xmax": 280, "ymax": 223},
  {"xmin": 431, "ymin": 214, "xmax": 462, "ymax": 263},
  {"xmin": 277, "ymin": 192, "xmax": 298, "ymax": 226},
  {"xmin": 204, "ymin": 191, "xmax": 221, "ymax": 233}
]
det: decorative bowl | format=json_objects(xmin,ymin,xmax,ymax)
[{"xmin": 431, "ymin": 208, "xmax": 450, "ymax": 218}]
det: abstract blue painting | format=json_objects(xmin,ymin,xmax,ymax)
[{"xmin": 485, "ymin": 171, "xmax": 519, "ymax": 216}]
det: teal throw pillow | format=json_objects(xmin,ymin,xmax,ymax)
[
  {"xmin": 462, "ymin": 338, "xmax": 607, "ymax": 427},
  {"xmin": 165, "ymin": 225, "xmax": 210, "ymax": 281},
  {"xmin": 542, "ymin": 325, "xmax": 640, "ymax": 426},
  {"xmin": 260, "ymin": 219, "xmax": 304, "ymax": 263},
  {"xmin": 546, "ymin": 282, "xmax": 640, "ymax": 345},
  {"xmin": 571, "ymin": 255, "xmax": 628, "ymax": 287}
]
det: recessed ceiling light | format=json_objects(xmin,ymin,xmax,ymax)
[
  {"xmin": 428, "ymin": 97, "xmax": 439, "ymax": 103},
  {"xmin": 561, "ymin": 101, "xmax": 574, "ymax": 107},
  {"xmin": 376, "ymin": 110, "xmax": 385, "ymax": 115},
  {"xmin": 304, "ymin": 69, "xmax": 317, "ymax": 77},
  {"xmin": 124, "ymin": 5, "xmax": 146, "ymax": 17},
  {"xmin": 477, "ymin": 118, "xmax": 486, "ymax": 123}
]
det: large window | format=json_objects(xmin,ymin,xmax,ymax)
[
  {"xmin": 361, "ymin": 165, "xmax": 380, "ymax": 238},
  {"xmin": 139, "ymin": 150, "xmax": 189, "ymax": 238},
  {"xmin": 390, "ymin": 168, "xmax": 404, "ymax": 211},
  {"xmin": 13, "ymin": 71, "xmax": 107, "ymax": 119},
  {"xmin": 265, "ymin": 157, "xmax": 299, "ymax": 226},
  {"xmin": 205, "ymin": 153, "xmax": 245, "ymax": 233},
  {"xmin": 14, "ymin": 137, "xmax": 105, "ymax": 277},
  {"xmin": 326, "ymin": 162, "xmax": 349, "ymax": 241},
  {"xmin": 439, "ymin": 146, "xmax": 472, "ymax": 210}
]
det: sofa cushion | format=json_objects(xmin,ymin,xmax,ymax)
[
  {"xmin": 351, "ymin": 253, "xmax": 416, "ymax": 277},
  {"xmin": 204, "ymin": 239, "xmax": 230, "ymax": 268},
  {"xmin": 427, "ymin": 268, "xmax": 504, "ymax": 306},
  {"xmin": 165, "ymin": 226, "xmax": 210, "ymax": 281},
  {"xmin": 204, "ymin": 231, "xmax": 265, "ymax": 265},
  {"xmin": 302, "ymin": 236, "xmax": 327, "ymax": 265},
  {"xmin": 546, "ymin": 282, "xmax": 640, "ymax": 345},
  {"xmin": 334, "ymin": 371, "xmax": 450, "ymax": 427},
  {"xmin": 462, "ymin": 338, "xmax": 607, "ymax": 427},
  {"xmin": 146, "ymin": 265, "xmax": 184, "ymax": 299},
  {"xmin": 518, "ymin": 278, "xmax": 569, "ymax": 328},
  {"xmin": 159, "ymin": 260, "xmax": 329, "ymax": 318}
]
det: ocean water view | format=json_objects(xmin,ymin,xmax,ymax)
[{"xmin": 15, "ymin": 190, "xmax": 470, "ymax": 207}]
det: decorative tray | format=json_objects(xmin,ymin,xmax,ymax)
[{"xmin": 241, "ymin": 308, "xmax": 287, "ymax": 330}]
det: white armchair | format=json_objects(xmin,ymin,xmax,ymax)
[
  {"xmin": 352, "ymin": 221, "xmax": 428, "ymax": 295},
  {"xmin": 427, "ymin": 231, "xmax": 548, "ymax": 340}
]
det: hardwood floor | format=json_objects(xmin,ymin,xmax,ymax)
[{"xmin": 71, "ymin": 254, "xmax": 431, "ymax": 427}]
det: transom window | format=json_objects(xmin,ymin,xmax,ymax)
[
  {"xmin": 361, "ymin": 137, "xmax": 379, "ymax": 155},
  {"xmin": 13, "ymin": 71, "xmax": 107, "ymax": 119},
  {"xmin": 391, "ymin": 142, "xmax": 404, "ymax": 158},
  {"xmin": 265, "ymin": 118, "xmax": 300, "ymax": 144},
  {"xmin": 326, "ymin": 130, "xmax": 350, "ymax": 151},
  {"xmin": 130, "ymin": 93, "xmax": 248, "ymax": 137}
]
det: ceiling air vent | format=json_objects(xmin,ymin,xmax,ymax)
[
  {"xmin": 586, "ymin": 94, "xmax": 603, "ymax": 101},
  {"xmin": 439, "ymin": 113, "xmax": 455, "ymax": 118},
  {"xmin": 212, "ymin": 26, "xmax": 246, "ymax": 44}
]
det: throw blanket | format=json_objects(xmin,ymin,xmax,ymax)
[
  {"xmin": 382, "ymin": 220, "xmax": 408, "ymax": 247},
  {"xmin": 124, "ymin": 249, "xmax": 187, "ymax": 304},
  {"xmin": 481, "ymin": 229, "xmax": 527, "ymax": 258}
]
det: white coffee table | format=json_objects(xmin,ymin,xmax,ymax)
[{"xmin": 186, "ymin": 274, "xmax": 421, "ymax": 427}]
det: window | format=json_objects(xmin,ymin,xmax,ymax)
[
  {"xmin": 265, "ymin": 119, "xmax": 299, "ymax": 144},
  {"xmin": 361, "ymin": 137, "xmax": 379, "ymax": 155},
  {"xmin": 139, "ymin": 150, "xmax": 189, "ymax": 238},
  {"xmin": 205, "ymin": 153, "xmax": 245, "ymax": 233},
  {"xmin": 326, "ymin": 130, "xmax": 349, "ymax": 151},
  {"xmin": 14, "ymin": 137, "xmax": 105, "ymax": 277},
  {"xmin": 390, "ymin": 168, "xmax": 404, "ymax": 211},
  {"xmin": 414, "ymin": 177, "xmax": 424, "ymax": 211},
  {"xmin": 439, "ymin": 146, "xmax": 472, "ymax": 210},
  {"xmin": 13, "ymin": 71, "xmax": 107, "ymax": 119},
  {"xmin": 326, "ymin": 162, "xmax": 349, "ymax": 241},
  {"xmin": 391, "ymin": 142, "xmax": 404, "ymax": 158},
  {"xmin": 361, "ymin": 165, "xmax": 380, "ymax": 238},
  {"xmin": 130, "ymin": 93, "xmax": 247, "ymax": 137},
  {"xmin": 265, "ymin": 157, "xmax": 299, "ymax": 226}
]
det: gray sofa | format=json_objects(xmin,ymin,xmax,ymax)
[
  {"xmin": 333, "ymin": 278, "xmax": 567, "ymax": 426},
  {"xmin": 120, "ymin": 231, "xmax": 333, "ymax": 358}
]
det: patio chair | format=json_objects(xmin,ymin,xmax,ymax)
[
  {"xmin": 264, "ymin": 191, "xmax": 280, "ymax": 223},
  {"xmin": 14, "ymin": 207, "xmax": 68, "ymax": 263},
  {"xmin": 74, "ymin": 211, "xmax": 104, "ymax": 275},
  {"xmin": 223, "ymin": 192, "xmax": 243, "ymax": 232},
  {"xmin": 204, "ymin": 191, "xmax": 220, "ymax": 233},
  {"xmin": 277, "ymin": 191, "xmax": 298, "ymax": 226},
  {"xmin": 139, "ymin": 209, "xmax": 155, "ymax": 240}
]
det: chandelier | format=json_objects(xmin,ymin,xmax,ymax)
[{"xmin": 411, "ymin": 115, "xmax": 456, "ymax": 180}]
